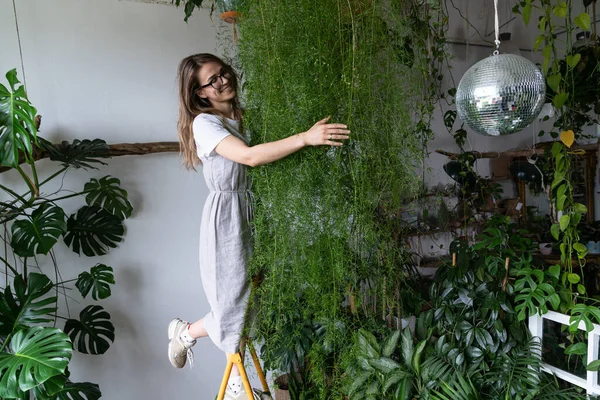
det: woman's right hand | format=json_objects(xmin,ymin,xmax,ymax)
[{"xmin": 300, "ymin": 117, "xmax": 351, "ymax": 147}]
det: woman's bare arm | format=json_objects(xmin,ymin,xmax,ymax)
[{"xmin": 214, "ymin": 117, "xmax": 351, "ymax": 167}]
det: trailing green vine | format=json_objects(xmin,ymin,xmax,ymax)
[
  {"xmin": 515, "ymin": 0, "xmax": 598, "ymax": 301},
  {"xmin": 231, "ymin": 0, "xmax": 450, "ymax": 395},
  {"xmin": 514, "ymin": 0, "xmax": 600, "ymax": 376}
]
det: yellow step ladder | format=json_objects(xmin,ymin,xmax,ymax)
[{"xmin": 217, "ymin": 338, "xmax": 271, "ymax": 400}]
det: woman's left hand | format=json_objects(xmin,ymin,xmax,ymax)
[{"xmin": 300, "ymin": 117, "xmax": 351, "ymax": 147}]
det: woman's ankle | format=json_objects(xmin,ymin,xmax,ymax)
[{"xmin": 188, "ymin": 320, "xmax": 208, "ymax": 338}]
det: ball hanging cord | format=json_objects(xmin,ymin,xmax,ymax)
[
  {"xmin": 493, "ymin": 0, "xmax": 501, "ymax": 55},
  {"xmin": 530, "ymin": 110, "xmax": 546, "ymax": 191}
]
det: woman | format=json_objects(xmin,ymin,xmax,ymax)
[{"xmin": 168, "ymin": 53, "xmax": 350, "ymax": 399}]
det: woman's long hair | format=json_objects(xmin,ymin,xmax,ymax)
[{"xmin": 177, "ymin": 53, "xmax": 243, "ymax": 170}]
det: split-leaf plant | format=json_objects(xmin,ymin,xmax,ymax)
[{"xmin": 0, "ymin": 69, "xmax": 132, "ymax": 399}]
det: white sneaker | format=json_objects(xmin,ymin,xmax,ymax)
[
  {"xmin": 224, "ymin": 377, "xmax": 262, "ymax": 399},
  {"xmin": 167, "ymin": 318, "xmax": 196, "ymax": 369}
]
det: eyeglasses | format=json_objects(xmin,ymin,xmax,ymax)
[{"xmin": 200, "ymin": 68, "xmax": 232, "ymax": 91}]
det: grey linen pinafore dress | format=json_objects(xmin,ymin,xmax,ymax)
[{"xmin": 193, "ymin": 113, "xmax": 252, "ymax": 354}]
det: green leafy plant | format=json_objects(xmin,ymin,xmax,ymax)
[
  {"xmin": 430, "ymin": 340, "xmax": 585, "ymax": 400},
  {"xmin": 0, "ymin": 69, "xmax": 132, "ymax": 398},
  {"xmin": 231, "ymin": 0, "xmax": 449, "ymax": 395},
  {"xmin": 513, "ymin": 0, "xmax": 600, "ymax": 379},
  {"xmin": 344, "ymin": 328, "xmax": 452, "ymax": 400},
  {"xmin": 423, "ymin": 217, "xmax": 583, "ymax": 398}
]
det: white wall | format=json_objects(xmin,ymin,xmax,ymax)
[{"xmin": 0, "ymin": 1, "xmax": 250, "ymax": 399}]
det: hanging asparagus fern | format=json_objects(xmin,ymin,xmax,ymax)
[{"xmin": 235, "ymin": 0, "xmax": 446, "ymax": 394}]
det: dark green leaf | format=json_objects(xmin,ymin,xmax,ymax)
[
  {"xmin": 63, "ymin": 206, "xmax": 124, "ymax": 256},
  {"xmin": 11, "ymin": 204, "xmax": 66, "ymax": 257},
  {"xmin": 84, "ymin": 176, "xmax": 132, "ymax": 220},
  {"xmin": 34, "ymin": 375, "xmax": 101, "ymax": 400},
  {"xmin": 443, "ymin": 110, "xmax": 456, "ymax": 129},
  {"xmin": 39, "ymin": 138, "xmax": 109, "ymax": 170},
  {"xmin": 76, "ymin": 264, "xmax": 115, "ymax": 301},
  {"xmin": 64, "ymin": 305, "xmax": 114, "ymax": 355}
]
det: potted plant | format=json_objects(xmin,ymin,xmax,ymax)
[
  {"xmin": 0, "ymin": 69, "xmax": 132, "ymax": 398},
  {"xmin": 217, "ymin": 0, "xmax": 244, "ymax": 23}
]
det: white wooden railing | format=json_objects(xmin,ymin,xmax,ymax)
[{"xmin": 529, "ymin": 310, "xmax": 600, "ymax": 396}]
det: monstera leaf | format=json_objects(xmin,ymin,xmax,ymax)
[
  {"xmin": 84, "ymin": 176, "xmax": 132, "ymax": 220},
  {"xmin": 33, "ymin": 374, "xmax": 101, "ymax": 400},
  {"xmin": 0, "ymin": 273, "xmax": 57, "ymax": 336},
  {"xmin": 64, "ymin": 305, "xmax": 114, "ymax": 355},
  {"xmin": 0, "ymin": 327, "xmax": 72, "ymax": 398},
  {"xmin": 76, "ymin": 265, "xmax": 115, "ymax": 301},
  {"xmin": 0, "ymin": 69, "xmax": 38, "ymax": 167},
  {"xmin": 38, "ymin": 137, "xmax": 109, "ymax": 170},
  {"xmin": 63, "ymin": 206, "xmax": 124, "ymax": 257},
  {"xmin": 11, "ymin": 204, "xmax": 67, "ymax": 257}
]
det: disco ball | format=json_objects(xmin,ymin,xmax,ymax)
[{"xmin": 456, "ymin": 53, "xmax": 546, "ymax": 136}]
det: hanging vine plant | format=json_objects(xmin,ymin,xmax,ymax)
[
  {"xmin": 514, "ymin": 0, "xmax": 600, "ymax": 373},
  {"xmin": 515, "ymin": 0, "xmax": 598, "ymax": 298},
  {"xmin": 234, "ymin": 0, "xmax": 447, "ymax": 395}
]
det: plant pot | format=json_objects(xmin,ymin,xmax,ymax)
[
  {"xmin": 217, "ymin": 0, "xmax": 244, "ymax": 23},
  {"xmin": 539, "ymin": 243, "xmax": 553, "ymax": 255},
  {"xmin": 274, "ymin": 374, "xmax": 291, "ymax": 400}
]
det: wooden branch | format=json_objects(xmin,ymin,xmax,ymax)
[
  {"xmin": 436, "ymin": 143, "xmax": 599, "ymax": 159},
  {"xmin": 0, "ymin": 142, "xmax": 180, "ymax": 174},
  {"xmin": 106, "ymin": 142, "xmax": 180, "ymax": 156}
]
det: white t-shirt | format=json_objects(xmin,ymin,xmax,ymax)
[{"xmin": 193, "ymin": 113, "xmax": 240, "ymax": 160}]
